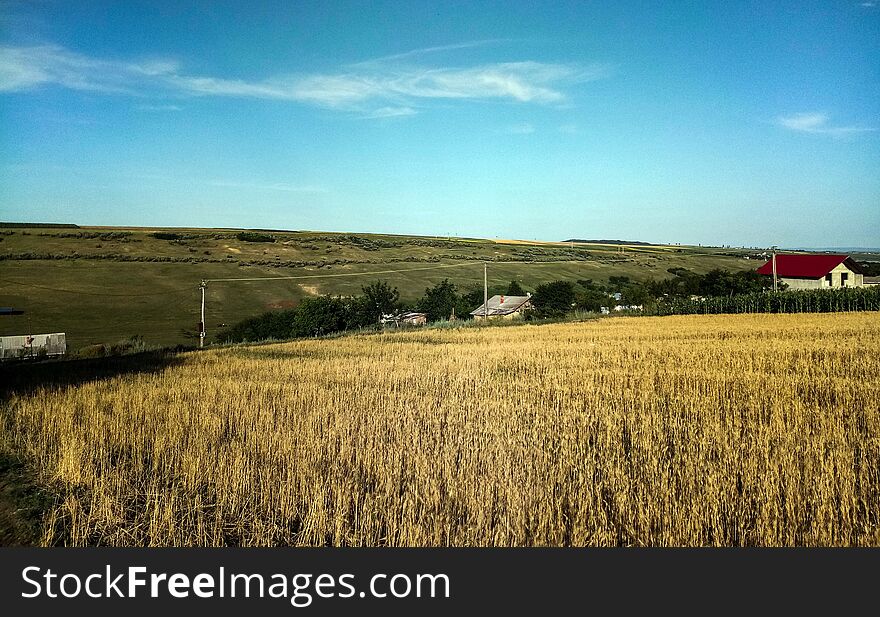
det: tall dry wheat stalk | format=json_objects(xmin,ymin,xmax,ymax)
[{"xmin": 1, "ymin": 313, "xmax": 878, "ymax": 546}]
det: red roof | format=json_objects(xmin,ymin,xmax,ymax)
[{"xmin": 756, "ymin": 254, "xmax": 862, "ymax": 278}]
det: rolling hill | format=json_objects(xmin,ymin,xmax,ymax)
[{"xmin": 0, "ymin": 225, "xmax": 758, "ymax": 351}]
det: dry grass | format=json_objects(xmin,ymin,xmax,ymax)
[{"xmin": 2, "ymin": 313, "xmax": 878, "ymax": 546}]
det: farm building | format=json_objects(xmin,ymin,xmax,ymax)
[
  {"xmin": 0, "ymin": 333, "xmax": 67, "ymax": 360},
  {"xmin": 380, "ymin": 311, "xmax": 428, "ymax": 327},
  {"xmin": 756, "ymin": 254, "xmax": 865, "ymax": 290},
  {"xmin": 471, "ymin": 294, "xmax": 533, "ymax": 320},
  {"xmin": 399, "ymin": 311, "xmax": 427, "ymax": 326}
]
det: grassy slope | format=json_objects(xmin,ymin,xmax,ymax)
[{"xmin": 0, "ymin": 226, "xmax": 755, "ymax": 350}]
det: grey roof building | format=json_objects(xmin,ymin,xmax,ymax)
[{"xmin": 470, "ymin": 294, "xmax": 533, "ymax": 318}]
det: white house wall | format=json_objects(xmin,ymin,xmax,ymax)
[
  {"xmin": 779, "ymin": 264, "xmax": 863, "ymax": 290},
  {"xmin": 827, "ymin": 263, "xmax": 863, "ymax": 288}
]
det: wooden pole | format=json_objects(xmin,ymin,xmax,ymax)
[
  {"xmin": 771, "ymin": 249, "xmax": 778, "ymax": 292},
  {"xmin": 484, "ymin": 263, "xmax": 488, "ymax": 318},
  {"xmin": 199, "ymin": 280, "xmax": 206, "ymax": 348}
]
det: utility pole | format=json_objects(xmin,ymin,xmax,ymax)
[
  {"xmin": 770, "ymin": 246, "xmax": 778, "ymax": 292},
  {"xmin": 199, "ymin": 280, "xmax": 207, "ymax": 348},
  {"xmin": 483, "ymin": 262, "xmax": 488, "ymax": 319}
]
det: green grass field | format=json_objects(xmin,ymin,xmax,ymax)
[{"xmin": 0, "ymin": 226, "xmax": 757, "ymax": 351}]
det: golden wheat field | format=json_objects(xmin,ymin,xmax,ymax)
[{"xmin": 2, "ymin": 313, "xmax": 879, "ymax": 546}]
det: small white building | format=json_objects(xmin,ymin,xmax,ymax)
[
  {"xmin": 400, "ymin": 312, "xmax": 427, "ymax": 326},
  {"xmin": 0, "ymin": 333, "xmax": 67, "ymax": 360},
  {"xmin": 380, "ymin": 311, "xmax": 427, "ymax": 327},
  {"xmin": 756, "ymin": 254, "xmax": 865, "ymax": 290}
]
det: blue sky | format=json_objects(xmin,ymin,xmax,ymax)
[{"xmin": 1, "ymin": 1, "xmax": 878, "ymax": 248}]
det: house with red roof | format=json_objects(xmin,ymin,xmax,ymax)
[{"xmin": 756, "ymin": 254, "xmax": 865, "ymax": 290}]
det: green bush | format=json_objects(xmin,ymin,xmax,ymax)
[
  {"xmin": 417, "ymin": 279, "xmax": 460, "ymax": 322},
  {"xmin": 531, "ymin": 281, "xmax": 575, "ymax": 317},
  {"xmin": 236, "ymin": 232, "xmax": 276, "ymax": 243},
  {"xmin": 223, "ymin": 281, "xmax": 400, "ymax": 343},
  {"xmin": 358, "ymin": 280, "xmax": 400, "ymax": 325}
]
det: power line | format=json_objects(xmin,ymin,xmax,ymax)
[
  {"xmin": 198, "ymin": 259, "xmax": 577, "ymax": 341},
  {"xmin": 4, "ymin": 258, "xmax": 594, "ymax": 344},
  {"xmin": 203, "ymin": 261, "xmax": 485, "ymax": 283},
  {"xmin": 1, "ymin": 259, "xmax": 589, "ymax": 295},
  {"xmin": 0, "ymin": 278, "xmax": 192, "ymax": 297},
  {"xmin": 202, "ymin": 259, "xmax": 590, "ymax": 284}
]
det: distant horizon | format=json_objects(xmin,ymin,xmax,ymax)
[
  {"xmin": 2, "ymin": 219, "xmax": 879, "ymax": 254},
  {"xmin": 2, "ymin": 2, "xmax": 878, "ymax": 248}
]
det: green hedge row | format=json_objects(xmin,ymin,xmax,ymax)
[{"xmin": 655, "ymin": 286, "xmax": 880, "ymax": 315}]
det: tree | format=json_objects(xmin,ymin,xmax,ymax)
[
  {"xmin": 457, "ymin": 286, "xmax": 485, "ymax": 319},
  {"xmin": 622, "ymin": 284, "xmax": 649, "ymax": 305},
  {"xmin": 574, "ymin": 287, "xmax": 607, "ymax": 312},
  {"xmin": 291, "ymin": 296, "xmax": 350, "ymax": 337},
  {"xmin": 222, "ymin": 308, "xmax": 296, "ymax": 342},
  {"xmin": 507, "ymin": 280, "xmax": 526, "ymax": 296},
  {"xmin": 417, "ymin": 279, "xmax": 459, "ymax": 322},
  {"xmin": 358, "ymin": 280, "xmax": 400, "ymax": 324},
  {"xmin": 699, "ymin": 269, "xmax": 739, "ymax": 297},
  {"xmin": 699, "ymin": 269, "xmax": 774, "ymax": 297},
  {"xmin": 531, "ymin": 281, "xmax": 575, "ymax": 317},
  {"xmin": 734, "ymin": 270, "xmax": 777, "ymax": 294}
]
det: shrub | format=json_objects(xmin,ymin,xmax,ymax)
[
  {"xmin": 531, "ymin": 281, "xmax": 575, "ymax": 317},
  {"xmin": 236, "ymin": 232, "xmax": 276, "ymax": 243},
  {"xmin": 417, "ymin": 279, "xmax": 459, "ymax": 322}
]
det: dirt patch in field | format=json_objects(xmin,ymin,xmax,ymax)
[
  {"xmin": 299, "ymin": 284, "xmax": 320, "ymax": 296},
  {"xmin": 225, "ymin": 245, "xmax": 242, "ymax": 253}
]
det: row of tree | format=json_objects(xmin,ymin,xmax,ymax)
[
  {"xmin": 646, "ymin": 267, "xmax": 777, "ymax": 298},
  {"xmin": 223, "ymin": 280, "xmax": 397, "ymax": 342},
  {"xmin": 222, "ymin": 273, "xmax": 661, "ymax": 343},
  {"xmin": 520, "ymin": 269, "xmax": 776, "ymax": 317},
  {"xmin": 223, "ymin": 279, "xmax": 528, "ymax": 342},
  {"xmin": 221, "ymin": 268, "xmax": 878, "ymax": 343}
]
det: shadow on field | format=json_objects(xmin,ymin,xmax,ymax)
[
  {"xmin": 0, "ymin": 348, "xmax": 191, "ymax": 545},
  {"xmin": 0, "ymin": 347, "xmax": 190, "ymax": 402},
  {"xmin": 0, "ymin": 454, "xmax": 55, "ymax": 546}
]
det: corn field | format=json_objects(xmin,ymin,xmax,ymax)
[
  {"xmin": 1, "ymin": 313, "xmax": 879, "ymax": 546},
  {"xmin": 656, "ymin": 285, "xmax": 880, "ymax": 315}
]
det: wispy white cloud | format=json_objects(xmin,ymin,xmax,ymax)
[
  {"xmin": 388, "ymin": 62, "xmax": 600, "ymax": 103},
  {"xmin": 501, "ymin": 122, "xmax": 535, "ymax": 134},
  {"xmin": 135, "ymin": 103, "xmax": 182, "ymax": 111},
  {"xmin": 354, "ymin": 40, "xmax": 510, "ymax": 65},
  {"xmin": 0, "ymin": 43, "xmax": 610, "ymax": 118},
  {"xmin": 777, "ymin": 112, "xmax": 876, "ymax": 136},
  {"xmin": 0, "ymin": 45, "xmax": 131, "ymax": 93},
  {"xmin": 361, "ymin": 106, "xmax": 418, "ymax": 119},
  {"xmin": 164, "ymin": 61, "xmax": 600, "ymax": 106},
  {"xmin": 779, "ymin": 112, "xmax": 828, "ymax": 131},
  {"xmin": 860, "ymin": 2, "xmax": 876, "ymax": 8}
]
